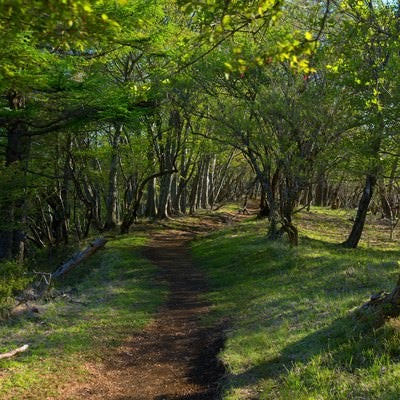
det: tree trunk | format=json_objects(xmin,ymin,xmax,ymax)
[
  {"xmin": 258, "ymin": 186, "xmax": 270, "ymax": 218},
  {"xmin": 342, "ymin": 174, "xmax": 377, "ymax": 248},
  {"xmin": 314, "ymin": 174, "xmax": 328, "ymax": 207},
  {"xmin": 0, "ymin": 90, "xmax": 30, "ymax": 261},
  {"xmin": 157, "ymin": 174, "xmax": 172, "ymax": 219},
  {"xmin": 200, "ymin": 157, "xmax": 210, "ymax": 209},
  {"xmin": 52, "ymin": 238, "xmax": 107, "ymax": 279},
  {"xmin": 47, "ymin": 192, "xmax": 69, "ymax": 245},
  {"xmin": 145, "ymin": 178, "xmax": 157, "ymax": 218},
  {"xmin": 189, "ymin": 168, "xmax": 200, "ymax": 215},
  {"xmin": 278, "ymin": 176, "xmax": 300, "ymax": 246},
  {"xmin": 176, "ymin": 149, "xmax": 191, "ymax": 215},
  {"xmin": 245, "ymin": 149, "xmax": 280, "ymax": 238},
  {"xmin": 211, "ymin": 150, "xmax": 234, "ymax": 208},
  {"xmin": 121, "ymin": 170, "xmax": 177, "ymax": 233},
  {"xmin": 208, "ymin": 155, "xmax": 216, "ymax": 208},
  {"xmin": 170, "ymin": 174, "xmax": 180, "ymax": 214},
  {"xmin": 104, "ymin": 125, "xmax": 122, "ymax": 230}
]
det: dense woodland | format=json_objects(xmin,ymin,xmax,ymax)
[{"xmin": 1, "ymin": 0, "xmax": 400, "ymax": 301}]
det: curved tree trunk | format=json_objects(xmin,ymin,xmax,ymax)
[{"xmin": 342, "ymin": 174, "xmax": 377, "ymax": 248}]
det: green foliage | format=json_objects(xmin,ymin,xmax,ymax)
[
  {"xmin": 0, "ymin": 261, "xmax": 30, "ymax": 315},
  {"xmin": 179, "ymin": 0, "xmax": 283, "ymax": 31},
  {"xmin": 179, "ymin": 0, "xmax": 319, "ymax": 76},
  {"xmin": 192, "ymin": 208, "xmax": 400, "ymax": 399}
]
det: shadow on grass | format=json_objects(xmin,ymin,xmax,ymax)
[
  {"xmin": 228, "ymin": 308, "xmax": 400, "ymax": 395},
  {"xmin": 0, "ymin": 240, "xmax": 164, "ymax": 363},
  {"xmin": 201, "ymin": 235, "xmax": 400, "ymax": 396}
]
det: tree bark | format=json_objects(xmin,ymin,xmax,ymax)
[
  {"xmin": 314, "ymin": 174, "xmax": 328, "ymax": 207},
  {"xmin": 200, "ymin": 156, "xmax": 210, "ymax": 209},
  {"xmin": 51, "ymin": 238, "xmax": 107, "ymax": 279},
  {"xmin": 104, "ymin": 125, "xmax": 122, "ymax": 230},
  {"xmin": 342, "ymin": 174, "xmax": 377, "ymax": 248},
  {"xmin": 145, "ymin": 178, "xmax": 157, "ymax": 218},
  {"xmin": 157, "ymin": 174, "xmax": 172, "ymax": 218},
  {"xmin": 189, "ymin": 166, "xmax": 200, "ymax": 215},
  {"xmin": 170, "ymin": 174, "xmax": 180, "ymax": 214},
  {"xmin": 120, "ymin": 169, "xmax": 177, "ymax": 233},
  {"xmin": 211, "ymin": 150, "xmax": 234, "ymax": 208},
  {"xmin": 0, "ymin": 90, "xmax": 30, "ymax": 261}
]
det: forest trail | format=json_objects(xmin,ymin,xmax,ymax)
[{"xmin": 58, "ymin": 214, "xmax": 240, "ymax": 400}]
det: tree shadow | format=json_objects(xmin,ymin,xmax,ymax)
[{"xmin": 227, "ymin": 309, "xmax": 398, "ymax": 395}]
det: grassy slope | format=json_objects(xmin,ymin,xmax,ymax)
[
  {"xmin": 192, "ymin": 208, "xmax": 400, "ymax": 400},
  {"xmin": 0, "ymin": 234, "xmax": 166, "ymax": 399}
]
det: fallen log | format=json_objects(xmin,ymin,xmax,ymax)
[
  {"xmin": 51, "ymin": 238, "xmax": 107, "ymax": 280},
  {"xmin": 0, "ymin": 344, "xmax": 29, "ymax": 360}
]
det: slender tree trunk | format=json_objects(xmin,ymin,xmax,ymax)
[
  {"xmin": 176, "ymin": 152, "xmax": 190, "ymax": 215},
  {"xmin": 170, "ymin": 174, "xmax": 180, "ymax": 214},
  {"xmin": 154, "ymin": 109, "xmax": 181, "ymax": 219},
  {"xmin": 145, "ymin": 178, "xmax": 157, "ymax": 218},
  {"xmin": 342, "ymin": 174, "xmax": 377, "ymax": 248},
  {"xmin": 157, "ymin": 174, "xmax": 172, "ymax": 218},
  {"xmin": 208, "ymin": 155, "xmax": 216, "ymax": 208},
  {"xmin": 200, "ymin": 157, "xmax": 210, "ymax": 209},
  {"xmin": 380, "ymin": 158, "xmax": 398, "ymax": 219},
  {"xmin": 314, "ymin": 174, "xmax": 328, "ymax": 207},
  {"xmin": 104, "ymin": 125, "xmax": 122, "ymax": 230},
  {"xmin": 211, "ymin": 150, "xmax": 234, "ymax": 208},
  {"xmin": 59, "ymin": 136, "xmax": 72, "ymax": 244},
  {"xmin": 258, "ymin": 184, "xmax": 270, "ymax": 218},
  {"xmin": 47, "ymin": 192, "xmax": 68, "ymax": 245},
  {"xmin": 189, "ymin": 168, "xmax": 200, "ymax": 215}
]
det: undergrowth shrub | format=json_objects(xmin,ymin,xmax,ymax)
[{"xmin": 0, "ymin": 261, "xmax": 30, "ymax": 318}]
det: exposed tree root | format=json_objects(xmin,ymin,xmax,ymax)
[{"xmin": 355, "ymin": 279, "xmax": 400, "ymax": 324}]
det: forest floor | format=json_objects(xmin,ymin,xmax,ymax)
[
  {"xmin": 56, "ymin": 212, "xmax": 249, "ymax": 399},
  {"xmin": 3, "ymin": 206, "xmax": 400, "ymax": 399}
]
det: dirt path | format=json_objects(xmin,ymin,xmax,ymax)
[
  {"xmin": 138, "ymin": 230, "xmax": 225, "ymax": 399},
  {"xmin": 61, "ymin": 217, "xmax": 231, "ymax": 399}
]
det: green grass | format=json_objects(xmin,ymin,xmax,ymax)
[
  {"xmin": 0, "ymin": 234, "xmax": 166, "ymax": 399},
  {"xmin": 192, "ymin": 207, "xmax": 400, "ymax": 399}
]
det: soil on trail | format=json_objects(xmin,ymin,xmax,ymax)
[
  {"xmin": 138, "ymin": 230, "xmax": 225, "ymax": 399},
  {"xmin": 60, "ymin": 215, "xmax": 237, "ymax": 400}
]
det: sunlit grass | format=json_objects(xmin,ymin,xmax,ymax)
[
  {"xmin": 0, "ymin": 234, "xmax": 166, "ymax": 399},
  {"xmin": 192, "ymin": 207, "xmax": 400, "ymax": 399},
  {"xmin": 297, "ymin": 206, "xmax": 399, "ymax": 249}
]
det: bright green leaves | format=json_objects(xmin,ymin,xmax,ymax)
[
  {"xmin": 275, "ymin": 30, "xmax": 318, "ymax": 74},
  {"xmin": 178, "ymin": 0, "xmax": 284, "ymax": 48},
  {"xmin": 0, "ymin": 0, "xmax": 123, "ymax": 93},
  {"xmin": 329, "ymin": 0, "xmax": 399, "ymax": 115},
  {"xmin": 0, "ymin": 0, "xmax": 121, "ymax": 46},
  {"xmin": 179, "ymin": 0, "xmax": 283, "ymax": 22},
  {"xmin": 178, "ymin": 0, "xmax": 321, "ymax": 77},
  {"xmin": 222, "ymin": 27, "xmax": 318, "ymax": 80}
]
